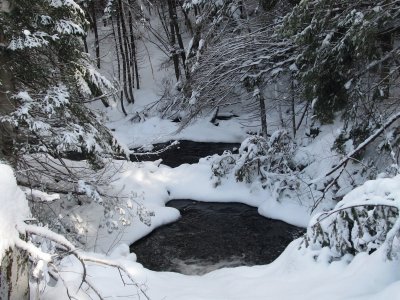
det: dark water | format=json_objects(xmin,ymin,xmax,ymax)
[
  {"xmin": 131, "ymin": 200, "xmax": 304, "ymax": 275},
  {"xmin": 129, "ymin": 141, "xmax": 304, "ymax": 275},
  {"xmin": 130, "ymin": 140, "xmax": 239, "ymax": 167}
]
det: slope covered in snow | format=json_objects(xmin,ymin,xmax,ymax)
[
  {"xmin": 0, "ymin": 163, "xmax": 31, "ymax": 260},
  {"xmin": 41, "ymin": 174, "xmax": 400, "ymax": 300}
]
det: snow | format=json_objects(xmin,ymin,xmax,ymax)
[
  {"xmin": 37, "ymin": 159, "xmax": 400, "ymax": 299},
  {"xmin": 110, "ymin": 115, "xmax": 247, "ymax": 148},
  {"xmin": 0, "ymin": 163, "xmax": 31, "ymax": 262},
  {"xmin": 43, "ymin": 235, "xmax": 400, "ymax": 300},
  {"xmin": 333, "ymin": 174, "xmax": 400, "ymax": 210},
  {"xmin": 23, "ymin": 188, "xmax": 60, "ymax": 202},
  {"xmin": 9, "ymin": 4, "xmax": 400, "ymax": 299}
]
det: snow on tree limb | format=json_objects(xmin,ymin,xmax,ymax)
[{"xmin": 310, "ymin": 111, "xmax": 400, "ymax": 184}]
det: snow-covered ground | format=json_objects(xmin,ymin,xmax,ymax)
[
  {"xmin": 33, "ymin": 159, "xmax": 400, "ymax": 300},
  {"xmin": 0, "ymin": 164, "xmax": 31, "ymax": 260},
  {"xmin": 2, "ymin": 159, "xmax": 399, "ymax": 300},
  {"xmin": 3, "ymin": 8, "xmax": 397, "ymax": 300},
  {"xmin": 48, "ymin": 238, "xmax": 400, "ymax": 300}
]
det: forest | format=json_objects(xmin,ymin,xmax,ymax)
[{"xmin": 0, "ymin": 0, "xmax": 400, "ymax": 299}]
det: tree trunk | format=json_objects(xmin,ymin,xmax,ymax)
[
  {"xmin": 111, "ymin": 16, "xmax": 121, "ymax": 82},
  {"xmin": 167, "ymin": 0, "xmax": 181, "ymax": 81},
  {"xmin": 379, "ymin": 32, "xmax": 393, "ymax": 99},
  {"xmin": 116, "ymin": 4, "xmax": 130, "ymax": 108},
  {"xmin": 90, "ymin": 1, "xmax": 101, "ymax": 69},
  {"xmin": 157, "ymin": 2, "xmax": 170, "ymax": 41},
  {"xmin": 128, "ymin": 8, "xmax": 140, "ymax": 90},
  {"xmin": 0, "ymin": 247, "xmax": 29, "ymax": 300},
  {"xmin": 111, "ymin": 16, "xmax": 126, "ymax": 115},
  {"xmin": 291, "ymin": 75, "xmax": 296, "ymax": 138},
  {"xmin": 0, "ymin": 44, "xmax": 17, "ymax": 166},
  {"xmin": 82, "ymin": 36, "xmax": 89, "ymax": 53},
  {"xmin": 171, "ymin": 0, "xmax": 188, "ymax": 78},
  {"xmin": 258, "ymin": 89, "xmax": 267, "ymax": 138},
  {"xmin": 118, "ymin": 0, "xmax": 135, "ymax": 103},
  {"xmin": 178, "ymin": 0, "xmax": 193, "ymax": 36}
]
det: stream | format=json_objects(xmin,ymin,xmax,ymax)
[
  {"xmin": 130, "ymin": 140, "xmax": 239, "ymax": 167},
  {"xmin": 130, "ymin": 141, "xmax": 305, "ymax": 275}
]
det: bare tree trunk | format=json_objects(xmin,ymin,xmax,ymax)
[
  {"xmin": 379, "ymin": 32, "xmax": 393, "ymax": 99},
  {"xmin": 0, "ymin": 247, "xmax": 29, "ymax": 300},
  {"xmin": 118, "ymin": 0, "xmax": 135, "ymax": 103},
  {"xmin": 291, "ymin": 75, "xmax": 296, "ymax": 138},
  {"xmin": 111, "ymin": 16, "xmax": 121, "ymax": 82},
  {"xmin": 110, "ymin": 16, "xmax": 127, "ymax": 116},
  {"xmin": 90, "ymin": 1, "xmax": 101, "ymax": 68},
  {"xmin": 157, "ymin": 2, "xmax": 171, "ymax": 41},
  {"xmin": 0, "ymin": 45, "xmax": 17, "ymax": 166},
  {"xmin": 82, "ymin": 36, "xmax": 89, "ymax": 53},
  {"xmin": 257, "ymin": 88, "xmax": 267, "ymax": 138},
  {"xmin": 116, "ymin": 4, "xmax": 130, "ymax": 110},
  {"xmin": 171, "ymin": 0, "xmax": 188, "ymax": 78},
  {"xmin": 128, "ymin": 7, "xmax": 140, "ymax": 90},
  {"xmin": 133, "ymin": 41, "xmax": 140, "ymax": 89},
  {"xmin": 296, "ymin": 101, "xmax": 309, "ymax": 131},
  {"xmin": 167, "ymin": 0, "xmax": 181, "ymax": 81},
  {"xmin": 178, "ymin": 0, "xmax": 193, "ymax": 36}
]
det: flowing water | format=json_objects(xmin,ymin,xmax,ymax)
[
  {"xmin": 130, "ymin": 140, "xmax": 240, "ymax": 167},
  {"xmin": 131, "ymin": 200, "xmax": 304, "ymax": 275},
  {"xmin": 130, "ymin": 141, "xmax": 305, "ymax": 275}
]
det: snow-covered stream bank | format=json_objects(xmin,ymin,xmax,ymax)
[
  {"xmin": 39, "ymin": 143, "xmax": 400, "ymax": 299},
  {"xmin": 128, "ymin": 141, "xmax": 303, "ymax": 275},
  {"xmin": 131, "ymin": 140, "xmax": 240, "ymax": 167}
]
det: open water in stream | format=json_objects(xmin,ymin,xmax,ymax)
[{"xmin": 130, "ymin": 141, "xmax": 305, "ymax": 275}]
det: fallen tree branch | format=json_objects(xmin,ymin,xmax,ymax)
[
  {"xmin": 80, "ymin": 256, "xmax": 150, "ymax": 300},
  {"xmin": 310, "ymin": 111, "xmax": 400, "ymax": 184},
  {"xmin": 313, "ymin": 203, "xmax": 399, "ymax": 226}
]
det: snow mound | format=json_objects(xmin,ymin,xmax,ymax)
[
  {"xmin": 306, "ymin": 175, "xmax": 400, "ymax": 259},
  {"xmin": 0, "ymin": 163, "xmax": 30, "ymax": 262}
]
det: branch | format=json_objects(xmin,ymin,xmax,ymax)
[
  {"xmin": 80, "ymin": 256, "xmax": 150, "ymax": 300},
  {"xmin": 310, "ymin": 111, "xmax": 400, "ymax": 184},
  {"xmin": 312, "ymin": 203, "xmax": 399, "ymax": 226}
]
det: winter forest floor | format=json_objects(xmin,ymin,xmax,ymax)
[
  {"xmin": 2, "ymin": 1, "xmax": 400, "ymax": 299},
  {"xmin": 36, "ymin": 14, "xmax": 400, "ymax": 300}
]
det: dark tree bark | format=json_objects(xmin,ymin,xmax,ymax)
[
  {"xmin": 0, "ymin": 45, "xmax": 17, "ymax": 165},
  {"xmin": 82, "ymin": 36, "xmax": 89, "ymax": 53},
  {"xmin": 110, "ymin": 16, "xmax": 127, "ymax": 115},
  {"xmin": 128, "ymin": 7, "xmax": 140, "ymax": 89},
  {"xmin": 171, "ymin": 0, "xmax": 188, "ymax": 78},
  {"xmin": 118, "ymin": 0, "xmax": 135, "ymax": 103},
  {"xmin": 178, "ymin": 0, "xmax": 193, "ymax": 36},
  {"xmin": 256, "ymin": 88, "xmax": 268, "ymax": 138},
  {"xmin": 0, "ymin": 247, "xmax": 29, "ymax": 300},
  {"xmin": 291, "ymin": 75, "xmax": 296, "ymax": 138},
  {"xmin": 89, "ymin": 0, "xmax": 101, "ymax": 68},
  {"xmin": 167, "ymin": 0, "xmax": 181, "ymax": 81},
  {"xmin": 157, "ymin": 1, "xmax": 171, "ymax": 41},
  {"xmin": 116, "ymin": 3, "xmax": 130, "ymax": 110},
  {"xmin": 111, "ymin": 16, "xmax": 121, "ymax": 82}
]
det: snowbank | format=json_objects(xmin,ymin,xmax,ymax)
[
  {"xmin": 306, "ymin": 174, "xmax": 400, "ymax": 259},
  {"xmin": 42, "ymin": 171, "xmax": 400, "ymax": 300},
  {"xmin": 110, "ymin": 116, "xmax": 247, "ymax": 149},
  {"xmin": 0, "ymin": 163, "xmax": 30, "ymax": 261}
]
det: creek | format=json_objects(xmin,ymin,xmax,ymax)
[{"xmin": 130, "ymin": 141, "xmax": 304, "ymax": 275}]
